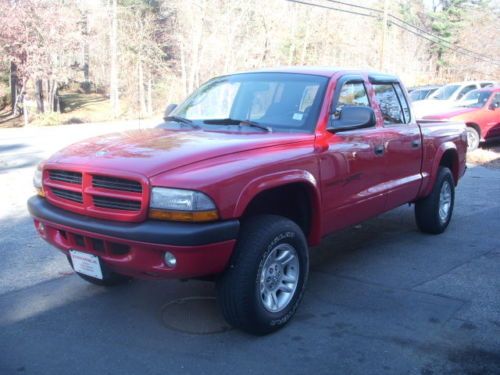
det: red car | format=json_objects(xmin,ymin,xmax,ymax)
[
  {"xmin": 28, "ymin": 68, "xmax": 467, "ymax": 334},
  {"xmin": 424, "ymin": 86, "xmax": 500, "ymax": 150}
]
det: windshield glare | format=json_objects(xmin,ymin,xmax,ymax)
[
  {"xmin": 171, "ymin": 73, "xmax": 328, "ymax": 133},
  {"xmin": 458, "ymin": 90, "xmax": 492, "ymax": 108},
  {"xmin": 429, "ymin": 84, "xmax": 460, "ymax": 100}
]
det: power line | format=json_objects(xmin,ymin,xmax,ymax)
[
  {"xmin": 285, "ymin": 0, "xmax": 500, "ymax": 66},
  {"xmin": 324, "ymin": 0, "xmax": 381, "ymax": 14},
  {"xmin": 388, "ymin": 18, "xmax": 500, "ymax": 65},
  {"xmin": 285, "ymin": 0, "xmax": 377, "ymax": 18},
  {"xmin": 388, "ymin": 13, "xmax": 499, "ymax": 63},
  {"xmin": 326, "ymin": 0, "xmax": 499, "ymax": 62}
]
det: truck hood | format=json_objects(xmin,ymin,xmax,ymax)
[
  {"xmin": 422, "ymin": 106, "xmax": 478, "ymax": 120},
  {"xmin": 48, "ymin": 128, "xmax": 313, "ymax": 177}
]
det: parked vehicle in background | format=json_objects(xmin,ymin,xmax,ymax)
[
  {"xmin": 423, "ymin": 87, "xmax": 500, "ymax": 150},
  {"xmin": 413, "ymin": 81, "xmax": 496, "ymax": 118},
  {"xmin": 409, "ymin": 85, "xmax": 441, "ymax": 102},
  {"xmin": 28, "ymin": 68, "xmax": 467, "ymax": 334}
]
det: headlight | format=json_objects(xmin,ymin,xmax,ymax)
[
  {"xmin": 149, "ymin": 187, "xmax": 218, "ymax": 222},
  {"xmin": 33, "ymin": 163, "xmax": 45, "ymax": 197}
]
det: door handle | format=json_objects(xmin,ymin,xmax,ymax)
[
  {"xmin": 412, "ymin": 139, "xmax": 421, "ymax": 148},
  {"xmin": 374, "ymin": 144, "xmax": 385, "ymax": 155}
]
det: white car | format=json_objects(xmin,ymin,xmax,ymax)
[{"xmin": 413, "ymin": 81, "xmax": 496, "ymax": 118}]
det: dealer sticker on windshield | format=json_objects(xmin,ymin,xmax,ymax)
[
  {"xmin": 69, "ymin": 250, "xmax": 103, "ymax": 280},
  {"xmin": 292, "ymin": 112, "xmax": 304, "ymax": 121}
]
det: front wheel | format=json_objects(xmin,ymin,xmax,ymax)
[
  {"xmin": 415, "ymin": 167, "xmax": 455, "ymax": 234},
  {"xmin": 216, "ymin": 215, "xmax": 309, "ymax": 335}
]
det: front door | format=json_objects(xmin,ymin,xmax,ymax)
[{"xmin": 320, "ymin": 76, "xmax": 388, "ymax": 234}]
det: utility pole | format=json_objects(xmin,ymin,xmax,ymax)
[{"xmin": 379, "ymin": 0, "xmax": 389, "ymax": 71}]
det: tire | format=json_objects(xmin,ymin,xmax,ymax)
[
  {"xmin": 415, "ymin": 167, "xmax": 455, "ymax": 234},
  {"xmin": 466, "ymin": 126, "xmax": 480, "ymax": 151},
  {"xmin": 216, "ymin": 215, "xmax": 309, "ymax": 335},
  {"xmin": 67, "ymin": 256, "xmax": 132, "ymax": 287}
]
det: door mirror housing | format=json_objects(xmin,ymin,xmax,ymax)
[
  {"xmin": 489, "ymin": 102, "xmax": 499, "ymax": 110},
  {"xmin": 328, "ymin": 106, "xmax": 376, "ymax": 133},
  {"xmin": 163, "ymin": 104, "xmax": 178, "ymax": 119}
]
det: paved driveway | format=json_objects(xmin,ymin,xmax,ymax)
[{"xmin": 1, "ymin": 123, "xmax": 499, "ymax": 375}]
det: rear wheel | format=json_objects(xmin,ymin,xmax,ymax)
[
  {"xmin": 415, "ymin": 167, "xmax": 455, "ymax": 234},
  {"xmin": 216, "ymin": 215, "xmax": 309, "ymax": 335},
  {"xmin": 67, "ymin": 256, "xmax": 132, "ymax": 287},
  {"xmin": 466, "ymin": 126, "xmax": 480, "ymax": 151}
]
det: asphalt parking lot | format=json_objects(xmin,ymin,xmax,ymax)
[{"xmin": 1, "ymin": 123, "xmax": 499, "ymax": 375}]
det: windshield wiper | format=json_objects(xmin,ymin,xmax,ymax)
[
  {"xmin": 164, "ymin": 116, "xmax": 201, "ymax": 129},
  {"xmin": 203, "ymin": 118, "xmax": 272, "ymax": 132}
]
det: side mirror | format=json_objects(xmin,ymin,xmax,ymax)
[
  {"xmin": 328, "ymin": 106, "xmax": 376, "ymax": 133},
  {"xmin": 163, "ymin": 103, "xmax": 178, "ymax": 119},
  {"xmin": 489, "ymin": 102, "xmax": 499, "ymax": 110}
]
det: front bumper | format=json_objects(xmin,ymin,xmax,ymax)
[{"xmin": 28, "ymin": 196, "xmax": 239, "ymax": 279}]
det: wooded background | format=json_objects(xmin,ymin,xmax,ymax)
[{"xmin": 0, "ymin": 0, "xmax": 498, "ymax": 125}]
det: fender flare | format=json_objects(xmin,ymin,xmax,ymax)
[
  {"xmin": 233, "ymin": 169, "xmax": 322, "ymax": 245},
  {"xmin": 421, "ymin": 141, "xmax": 458, "ymax": 197}
]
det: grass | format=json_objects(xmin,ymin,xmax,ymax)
[
  {"xmin": 467, "ymin": 142, "xmax": 500, "ymax": 169},
  {"xmin": 0, "ymin": 92, "xmax": 148, "ymax": 128}
]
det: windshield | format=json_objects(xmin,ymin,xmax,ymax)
[
  {"xmin": 429, "ymin": 84, "xmax": 460, "ymax": 100},
  {"xmin": 458, "ymin": 90, "xmax": 492, "ymax": 108},
  {"xmin": 169, "ymin": 73, "xmax": 328, "ymax": 133},
  {"xmin": 410, "ymin": 89, "xmax": 431, "ymax": 101}
]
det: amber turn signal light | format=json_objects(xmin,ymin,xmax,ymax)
[{"xmin": 149, "ymin": 209, "xmax": 219, "ymax": 222}]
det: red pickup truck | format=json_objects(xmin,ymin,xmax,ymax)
[{"xmin": 28, "ymin": 68, "xmax": 467, "ymax": 334}]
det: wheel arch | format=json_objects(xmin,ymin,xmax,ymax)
[
  {"xmin": 439, "ymin": 148, "xmax": 459, "ymax": 184},
  {"xmin": 421, "ymin": 142, "xmax": 459, "ymax": 197},
  {"xmin": 234, "ymin": 170, "xmax": 322, "ymax": 245}
]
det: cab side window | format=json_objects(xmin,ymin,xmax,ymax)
[
  {"xmin": 373, "ymin": 84, "xmax": 405, "ymax": 124},
  {"xmin": 337, "ymin": 82, "xmax": 370, "ymax": 108}
]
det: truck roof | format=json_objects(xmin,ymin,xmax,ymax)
[{"xmin": 234, "ymin": 66, "xmax": 399, "ymax": 81}]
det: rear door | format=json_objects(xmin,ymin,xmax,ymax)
[{"xmin": 370, "ymin": 80, "xmax": 422, "ymax": 210}]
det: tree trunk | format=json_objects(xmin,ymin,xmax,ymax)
[
  {"xmin": 180, "ymin": 42, "xmax": 187, "ymax": 97},
  {"xmin": 299, "ymin": 25, "xmax": 310, "ymax": 65},
  {"xmin": 147, "ymin": 74, "xmax": 153, "ymax": 116},
  {"xmin": 35, "ymin": 79, "xmax": 44, "ymax": 113},
  {"xmin": 109, "ymin": 0, "xmax": 120, "ymax": 118},
  {"xmin": 9, "ymin": 61, "xmax": 18, "ymax": 115},
  {"xmin": 138, "ymin": 57, "xmax": 146, "ymax": 116},
  {"xmin": 82, "ymin": 10, "xmax": 90, "ymax": 92}
]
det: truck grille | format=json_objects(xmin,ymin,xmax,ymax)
[
  {"xmin": 92, "ymin": 175, "xmax": 142, "ymax": 193},
  {"xmin": 51, "ymin": 188, "xmax": 83, "ymax": 203},
  {"xmin": 93, "ymin": 196, "xmax": 141, "ymax": 211},
  {"xmin": 43, "ymin": 168, "xmax": 147, "ymax": 222},
  {"xmin": 49, "ymin": 170, "xmax": 82, "ymax": 185}
]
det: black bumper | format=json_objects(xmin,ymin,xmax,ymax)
[{"xmin": 27, "ymin": 196, "xmax": 239, "ymax": 246}]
